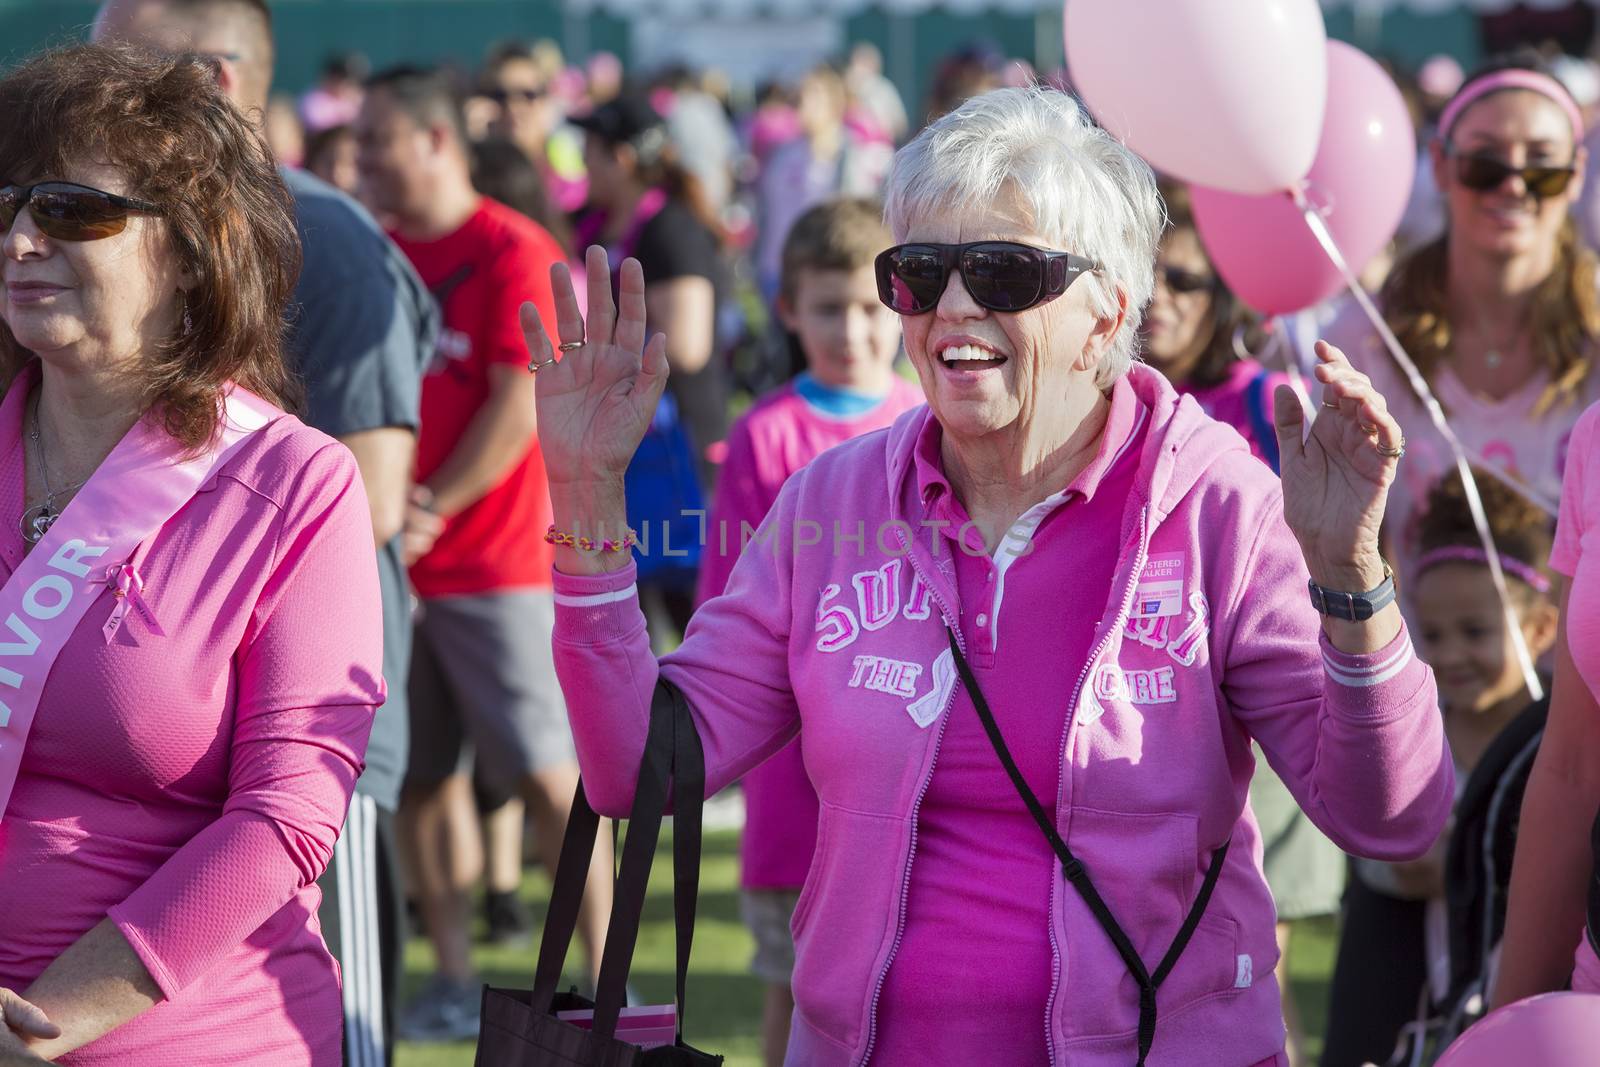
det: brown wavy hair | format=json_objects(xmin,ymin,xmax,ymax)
[
  {"xmin": 1156, "ymin": 181, "xmax": 1261, "ymax": 389},
  {"xmin": 1416, "ymin": 466, "xmax": 1555, "ymax": 598},
  {"xmin": 1382, "ymin": 55, "xmax": 1600, "ymax": 417},
  {"xmin": 0, "ymin": 43, "xmax": 303, "ymax": 449}
]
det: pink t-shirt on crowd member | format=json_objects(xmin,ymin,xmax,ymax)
[
  {"xmin": 1325, "ymin": 300, "xmax": 1600, "ymax": 587},
  {"xmin": 872, "ymin": 378, "xmax": 1145, "ymax": 1065},
  {"xmin": 1551, "ymin": 401, "xmax": 1600, "ymax": 993},
  {"xmin": 1178, "ymin": 358, "xmax": 1291, "ymax": 470},
  {"xmin": 0, "ymin": 374, "xmax": 384, "ymax": 1065},
  {"xmin": 698, "ymin": 375, "xmax": 924, "ymax": 889}
]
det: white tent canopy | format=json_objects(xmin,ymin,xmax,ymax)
[
  {"xmin": 564, "ymin": 0, "xmax": 1071, "ymax": 15},
  {"xmin": 566, "ymin": 0, "xmax": 1600, "ymax": 13},
  {"xmin": 1322, "ymin": 0, "xmax": 1596, "ymax": 10}
]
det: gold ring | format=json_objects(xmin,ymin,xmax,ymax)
[
  {"xmin": 1360, "ymin": 422, "xmax": 1379, "ymax": 435},
  {"xmin": 558, "ymin": 340, "xmax": 585, "ymax": 352},
  {"xmin": 1375, "ymin": 439, "xmax": 1405, "ymax": 459},
  {"xmin": 528, "ymin": 357, "xmax": 556, "ymax": 373}
]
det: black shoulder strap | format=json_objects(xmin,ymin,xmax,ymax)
[{"xmin": 946, "ymin": 631, "xmax": 1230, "ymax": 1067}]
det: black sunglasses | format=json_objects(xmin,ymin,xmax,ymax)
[
  {"xmin": 488, "ymin": 87, "xmax": 544, "ymax": 105},
  {"xmin": 875, "ymin": 241, "xmax": 1101, "ymax": 315},
  {"xmin": 0, "ymin": 181, "xmax": 163, "ymax": 242},
  {"xmin": 1157, "ymin": 265, "xmax": 1215, "ymax": 295},
  {"xmin": 1449, "ymin": 150, "xmax": 1577, "ymax": 199}
]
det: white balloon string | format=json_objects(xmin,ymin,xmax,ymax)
[
  {"xmin": 1290, "ymin": 186, "xmax": 1544, "ymax": 702},
  {"xmin": 1262, "ymin": 316, "xmax": 1315, "ymax": 435}
]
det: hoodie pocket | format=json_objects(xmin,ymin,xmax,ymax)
[
  {"xmin": 1058, "ymin": 807, "xmax": 1243, "ymax": 1043},
  {"xmin": 788, "ymin": 802, "xmax": 830, "ymax": 940},
  {"xmin": 789, "ymin": 803, "xmax": 909, "ymax": 1054}
]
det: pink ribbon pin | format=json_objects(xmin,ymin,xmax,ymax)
[{"xmin": 102, "ymin": 562, "xmax": 165, "ymax": 643}]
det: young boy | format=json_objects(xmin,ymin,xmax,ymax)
[{"xmin": 696, "ymin": 197, "xmax": 922, "ymax": 1066}]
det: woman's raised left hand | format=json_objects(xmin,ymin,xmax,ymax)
[{"xmin": 1272, "ymin": 340, "xmax": 1403, "ymax": 594}]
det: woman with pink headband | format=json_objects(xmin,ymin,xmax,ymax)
[
  {"xmin": 1324, "ymin": 471, "xmax": 1558, "ymax": 1067},
  {"xmin": 1325, "ymin": 53, "xmax": 1600, "ymax": 607}
]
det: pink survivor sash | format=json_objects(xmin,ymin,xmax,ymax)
[{"xmin": 0, "ymin": 375, "xmax": 279, "ymax": 820}]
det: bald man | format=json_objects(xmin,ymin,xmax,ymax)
[{"xmin": 94, "ymin": 4, "xmax": 436, "ymax": 1065}]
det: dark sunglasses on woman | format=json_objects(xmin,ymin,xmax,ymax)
[
  {"xmin": 488, "ymin": 87, "xmax": 544, "ymax": 105},
  {"xmin": 875, "ymin": 240, "xmax": 1101, "ymax": 315},
  {"xmin": 1449, "ymin": 151, "xmax": 1577, "ymax": 200},
  {"xmin": 0, "ymin": 181, "xmax": 164, "ymax": 242},
  {"xmin": 1158, "ymin": 265, "xmax": 1215, "ymax": 295}
]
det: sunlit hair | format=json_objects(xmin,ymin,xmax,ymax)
[
  {"xmin": 1415, "ymin": 467, "xmax": 1555, "ymax": 604},
  {"xmin": 780, "ymin": 197, "xmax": 890, "ymax": 303},
  {"xmin": 0, "ymin": 42, "xmax": 302, "ymax": 448},
  {"xmin": 884, "ymin": 86, "xmax": 1161, "ymax": 386},
  {"xmin": 1384, "ymin": 53, "xmax": 1600, "ymax": 416}
]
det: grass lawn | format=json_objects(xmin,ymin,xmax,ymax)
[{"xmin": 395, "ymin": 829, "xmax": 1338, "ymax": 1067}]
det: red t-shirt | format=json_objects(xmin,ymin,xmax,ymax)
[{"xmin": 393, "ymin": 197, "xmax": 560, "ymax": 596}]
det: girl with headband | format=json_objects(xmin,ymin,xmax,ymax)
[
  {"xmin": 1324, "ymin": 53, "xmax": 1600, "ymax": 613},
  {"xmin": 1325, "ymin": 470, "xmax": 1558, "ymax": 1067}
]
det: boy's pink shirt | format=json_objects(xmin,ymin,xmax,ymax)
[
  {"xmin": 696, "ymin": 376, "xmax": 924, "ymax": 889},
  {"xmin": 0, "ymin": 376, "xmax": 384, "ymax": 1065},
  {"xmin": 553, "ymin": 365, "xmax": 1451, "ymax": 1065},
  {"xmin": 1551, "ymin": 401, "xmax": 1600, "ymax": 992}
]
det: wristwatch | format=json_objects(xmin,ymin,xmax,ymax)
[{"xmin": 1307, "ymin": 564, "xmax": 1396, "ymax": 622}]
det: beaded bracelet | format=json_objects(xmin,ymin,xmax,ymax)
[{"xmin": 544, "ymin": 523, "xmax": 638, "ymax": 553}]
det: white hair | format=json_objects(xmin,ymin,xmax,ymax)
[{"xmin": 884, "ymin": 86, "xmax": 1161, "ymax": 386}]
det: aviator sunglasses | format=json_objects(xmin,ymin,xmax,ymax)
[
  {"xmin": 0, "ymin": 181, "xmax": 164, "ymax": 242},
  {"xmin": 1449, "ymin": 151, "xmax": 1577, "ymax": 200},
  {"xmin": 875, "ymin": 240, "xmax": 1101, "ymax": 315}
]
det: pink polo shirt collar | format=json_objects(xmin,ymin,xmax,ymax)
[{"xmin": 912, "ymin": 375, "xmax": 1143, "ymax": 529}]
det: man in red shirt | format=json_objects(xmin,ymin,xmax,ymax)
[{"xmin": 355, "ymin": 65, "xmax": 613, "ymax": 1041}]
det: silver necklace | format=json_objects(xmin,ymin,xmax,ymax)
[
  {"xmin": 21, "ymin": 399, "xmax": 88, "ymax": 545},
  {"xmin": 1468, "ymin": 303, "xmax": 1525, "ymax": 372}
]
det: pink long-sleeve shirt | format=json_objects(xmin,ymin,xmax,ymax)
[
  {"xmin": 1551, "ymin": 402, "xmax": 1600, "ymax": 994},
  {"xmin": 696, "ymin": 376, "xmax": 924, "ymax": 890},
  {"xmin": 553, "ymin": 366, "xmax": 1452, "ymax": 1066},
  {"xmin": 0, "ymin": 373, "xmax": 384, "ymax": 1066}
]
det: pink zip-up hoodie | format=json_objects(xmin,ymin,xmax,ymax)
[{"xmin": 552, "ymin": 365, "xmax": 1452, "ymax": 1066}]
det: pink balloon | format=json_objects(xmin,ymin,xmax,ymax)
[
  {"xmin": 1436, "ymin": 994, "xmax": 1600, "ymax": 1066},
  {"xmin": 1065, "ymin": 0, "xmax": 1326, "ymax": 195},
  {"xmin": 1189, "ymin": 40, "xmax": 1416, "ymax": 316}
]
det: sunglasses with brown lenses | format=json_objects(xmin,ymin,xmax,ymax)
[
  {"xmin": 0, "ymin": 181, "xmax": 164, "ymax": 242},
  {"xmin": 1448, "ymin": 151, "xmax": 1577, "ymax": 200}
]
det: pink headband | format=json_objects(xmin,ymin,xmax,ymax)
[
  {"xmin": 1415, "ymin": 546, "xmax": 1551, "ymax": 594},
  {"xmin": 1438, "ymin": 69, "xmax": 1584, "ymax": 142}
]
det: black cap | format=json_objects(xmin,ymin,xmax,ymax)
[{"xmin": 571, "ymin": 94, "xmax": 665, "ymax": 146}]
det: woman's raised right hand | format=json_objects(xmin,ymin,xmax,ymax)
[{"xmin": 521, "ymin": 245, "xmax": 669, "ymax": 490}]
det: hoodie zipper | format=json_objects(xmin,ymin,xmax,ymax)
[
  {"xmin": 855, "ymin": 528, "xmax": 967, "ymax": 1067},
  {"xmin": 1042, "ymin": 504, "xmax": 1151, "ymax": 1066}
]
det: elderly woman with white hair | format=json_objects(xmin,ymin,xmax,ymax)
[{"xmin": 525, "ymin": 88, "xmax": 1452, "ymax": 1067}]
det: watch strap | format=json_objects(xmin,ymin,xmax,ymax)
[{"xmin": 1307, "ymin": 566, "xmax": 1396, "ymax": 622}]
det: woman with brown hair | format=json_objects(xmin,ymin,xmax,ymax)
[
  {"xmin": 0, "ymin": 44, "xmax": 382, "ymax": 1065},
  {"xmin": 1327, "ymin": 53, "xmax": 1600, "ymax": 594},
  {"xmin": 1145, "ymin": 183, "xmax": 1282, "ymax": 467}
]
